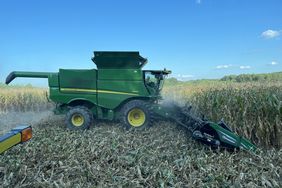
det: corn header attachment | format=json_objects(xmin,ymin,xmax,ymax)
[{"xmin": 154, "ymin": 103, "xmax": 257, "ymax": 152}]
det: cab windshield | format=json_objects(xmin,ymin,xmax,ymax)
[{"xmin": 144, "ymin": 71, "xmax": 165, "ymax": 92}]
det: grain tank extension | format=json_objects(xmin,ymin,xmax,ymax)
[{"xmin": 5, "ymin": 51, "xmax": 257, "ymax": 152}]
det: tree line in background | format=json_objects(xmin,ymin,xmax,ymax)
[
  {"xmin": 165, "ymin": 71, "xmax": 282, "ymax": 85},
  {"xmin": 220, "ymin": 71, "xmax": 282, "ymax": 82}
]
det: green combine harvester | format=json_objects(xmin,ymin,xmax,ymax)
[{"xmin": 2, "ymin": 51, "xmax": 256, "ymax": 153}]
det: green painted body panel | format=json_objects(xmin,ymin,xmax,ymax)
[
  {"xmin": 209, "ymin": 123, "xmax": 257, "ymax": 151},
  {"xmin": 97, "ymin": 80, "xmax": 149, "ymax": 109},
  {"xmin": 59, "ymin": 69, "xmax": 97, "ymax": 89},
  {"xmin": 98, "ymin": 69, "xmax": 143, "ymax": 80},
  {"xmin": 92, "ymin": 51, "xmax": 147, "ymax": 69},
  {"xmin": 98, "ymin": 80, "xmax": 146, "ymax": 94},
  {"xmin": 49, "ymin": 87, "xmax": 96, "ymax": 104},
  {"xmin": 48, "ymin": 73, "xmax": 59, "ymax": 87}
]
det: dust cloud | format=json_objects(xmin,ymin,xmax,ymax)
[{"xmin": 0, "ymin": 111, "xmax": 53, "ymax": 135}]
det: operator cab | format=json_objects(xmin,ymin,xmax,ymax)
[{"xmin": 143, "ymin": 69, "xmax": 171, "ymax": 95}]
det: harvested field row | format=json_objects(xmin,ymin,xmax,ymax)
[{"xmin": 1, "ymin": 117, "xmax": 281, "ymax": 187}]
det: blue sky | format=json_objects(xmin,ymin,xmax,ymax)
[{"xmin": 0, "ymin": 0, "xmax": 281, "ymax": 86}]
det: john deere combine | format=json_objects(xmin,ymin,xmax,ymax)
[{"xmin": 5, "ymin": 51, "xmax": 256, "ymax": 152}]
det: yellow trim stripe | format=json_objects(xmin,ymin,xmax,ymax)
[
  {"xmin": 98, "ymin": 90, "xmax": 139, "ymax": 96},
  {"xmin": 61, "ymin": 88, "xmax": 96, "ymax": 93},
  {"xmin": 60, "ymin": 88, "xmax": 139, "ymax": 96},
  {"xmin": 0, "ymin": 133, "xmax": 21, "ymax": 154}
]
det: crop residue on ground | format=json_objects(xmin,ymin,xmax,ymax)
[{"xmin": 1, "ymin": 116, "xmax": 281, "ymax": 187}]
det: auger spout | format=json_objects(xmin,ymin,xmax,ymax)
[{"xmin": 6, "ymin": 71, "xmax": 55, "ymax": 85}]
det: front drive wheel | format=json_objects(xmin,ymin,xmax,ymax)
[
  {"xmin": 65, "ymin": 106, "xmax": 93, "ymax": 130},
  {"xmin": 121, "ymin": 100, "xmax": 153, "ymax": 130}
]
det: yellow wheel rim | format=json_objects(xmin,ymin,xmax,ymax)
[
  {"xmin": 71, "ymin": 113, "xmax": 85, "ymax": 127},
  {"xmin": 127, "ymin": 108, "xmax": 146, "ymax": 127}
]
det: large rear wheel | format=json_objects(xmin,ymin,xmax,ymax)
[
  {"xmin": 65, "ymin": 106, "xmax": 93, "ymax": 130},
  {"xmin": 121, "ymin": 100, "xmax": 153, "ymax": 130}
]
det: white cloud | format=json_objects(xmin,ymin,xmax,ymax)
[
  {"xmin": 216, "ymin": 64, "xmax": 232, "ymax": 69},
  {"xmin": 171, "ymin": 74, "xmax": 194, "ymax": 81},
  {"xmin": 268, "ymin": 61, "xmax": 279, "ymax": 65},
  {"xmin": 216, "ymin": 64, "xmax": 253, "ymax": 70},
  {"xmin": 239, "ymin": 65, "xmax": 251, "ymax": 69},
  {"xmin": 182, "ymin": 74, "xmax": 194, "ymax": 78},
  {"xmin": 261, "ymin": 29, "xmax": 280, "ymax": 39},
  {"xmin": 196, "ymin": 0, "xmax": 202, "ymax": 4}
]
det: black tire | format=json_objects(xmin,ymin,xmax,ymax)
[
  {"xmin": 65, "ymin": 106, "xmax": 93, "ymax": 130},
  {"xmin": 120, "ymin": 100, "xmax": 153, "ymax": 130}
]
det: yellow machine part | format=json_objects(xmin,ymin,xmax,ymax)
[
  {"xmin": 71, "ymin": 113, "xmax": 85, "ymax": 127},
  {"xmin": 127, "ymin": 108, "xmax": 146, "ymax": 127},
  {"xmin": 0, "ymin": 133, "xmax": 21, "ymax": 154}
]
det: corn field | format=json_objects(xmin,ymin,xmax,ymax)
[
  {"xmin": 190, "ymin": 83, "xmax": 282, "ymax": 148},
  {"xmin": 1, "ymin": 82, "xmax": 282, "ymax": 148},
  {"xmin": 0, "ymin": 86, "xmax": 51, "ymax": 112},
  {"xmin": 163, "ymin": 82, "xmax": 282, "ymax": 149}
]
